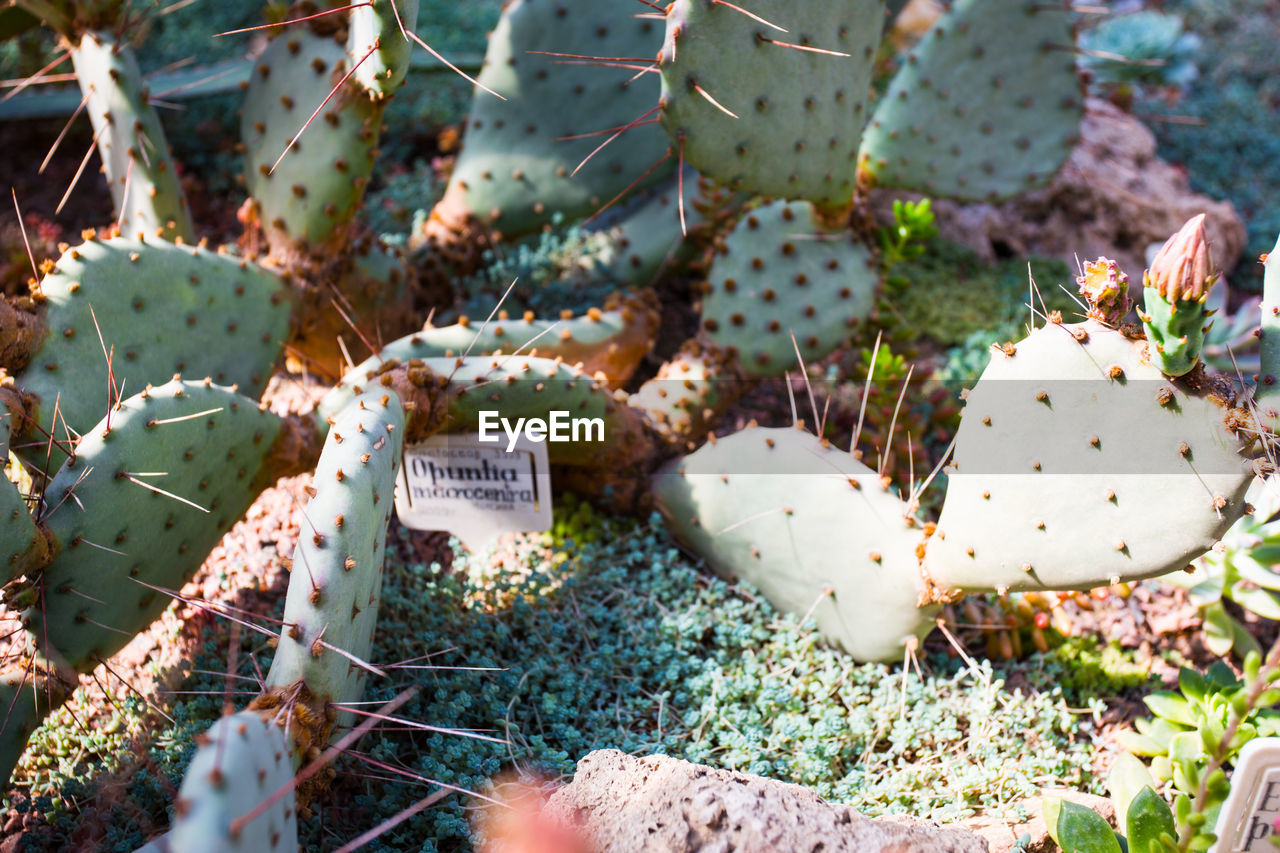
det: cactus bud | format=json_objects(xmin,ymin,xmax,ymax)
[
  {"xmin": 1144, "ymin": 214, "xmax": 1217, "ymax": 303},
  {"xmin": 1077, "ymin": 257, "xmax": 1131, "ymax": 326},
  {"xmin": 1138, "ymin": 215, "xmax": 1219, "ymax": 376}
]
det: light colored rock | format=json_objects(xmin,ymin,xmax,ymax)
[
  {"xmin": 543, "ymin": 749, "xmax": 988, "ymax": 853},
  {"xmin": 872, "ymin": 99, "xmax": 1247, "ymax": 285}
]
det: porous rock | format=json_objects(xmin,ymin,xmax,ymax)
[
  {"xmin": 873, "ymin": 99, "xmax": 1246, "ymax": 281},
  {"xmin": 543, "ymin": 750, "xmax": 988, "ymax": 853}
]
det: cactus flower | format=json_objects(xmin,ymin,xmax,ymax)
[{"xmin": 1077, "ymin": 257, "xmax": 1132, "ymax": 326}]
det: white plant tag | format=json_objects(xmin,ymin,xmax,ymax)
[
  {"xmin": 1211, "ymin": 736, "xmax": 1280, "ymax": 852},
  {"xmin": 394, "ymin": 433, "xmax": 552, "ymax": 551}
]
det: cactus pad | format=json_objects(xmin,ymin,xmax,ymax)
[
  {"xmin": 659, "ymin": 0, "xmax": 882, "ymax": 209},
  {"xmin": 926, "ymin": 319, "xmax": 1254, "ymax": 594},
  {"xmin": 349, "ymin": 0, "xmax": 419, "ymax": 98},
  {"xmin": 265, "ymin": 390, "xmax": 403, "ymax": 731},
  {"xmin": 653, "ymin": 426, "xmax": 933, "ymax": 662},
  {"xmin": 13, "ymin": 237, "xmax": 287, "ymax": 465},
  {"xmin": 170, "ymin": 710, "xmax": 298, "ymax": 853},
  {"xmin": 0, "ymin": 470, "xmax": 45, "ymax": 582},
  {"xmin": 319, "ymin": 296, "xmax": 658, "ymax": 420},
  {"xmin": 434, "ymin": 0, "xmax": 671, "ymax": 238},
  {"xmin": 243, "ymin": 29, "xmax": 381, "ymax": 252},
  {"xmin": 580, "ymin": 165, "xmax": 703, "ymax": 286},
  {"xmin": 858, "ymin": 0, "xmax": 1082, "ymax": 202},
  {"xmin": 700, "ymin": 201, "xmax": 877, "ymax": 377},
  {"xmin": 70, "ymin": 31, "xmax": 193, "ymax": 241},
  {"xmin": 29, "ymin": 379, "xmax": 283, "ymax": 669},
  {"xmin": 630, "ymin": 339, "xmax": 741, "ymax": 446}
]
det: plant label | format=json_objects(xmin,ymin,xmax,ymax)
[
  {"xmin": 395, "ymin": 432, "xmax": 552, "ymax": 551},
  {"xmin": 1212, "ymin": 737, "xmax": 1280, "ymax": 852}
]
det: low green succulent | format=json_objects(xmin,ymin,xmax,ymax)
[
  {"xmin": 1115, "ymin": 656, "xmax": 1280, "ymax": 850},
  {"xmin": 1079, "ymin": 10, "xmax": 1201, "ymax": 92},
  {"xmin": 1046, "ymin": 754, "xmax": 1177, "ymax": 853},
  {"xmin": 1165, "ymin": 478, "xmax": 1280, "ymax": 660}
]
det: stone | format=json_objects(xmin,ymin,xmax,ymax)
[
  {"xmin": 872, "ymin": 99, "xmax": 1247, "ymax": 285},
  {"xmin": 542, "ymin": 749, "xmax": 989, "ymax": 853}
]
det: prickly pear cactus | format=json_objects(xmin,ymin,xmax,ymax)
[
  {"xmin": 580, "ymin": 165, "xmax": 705, "ymax": 287},
  {"xmin": 0, "ymin": 380, "xmax": 288, "ymax": 785},
  {"xmin": 858, "ymin": 0, "xmax": 1083, "ymax": 202},
  {"xmin": 29, "ymin": 379, "xmax": 286, "ymax": 669},
  {"xmin": 348, "ymin": 0, "xmax": 419, "ymax": 98},
  {"xmin": 926, "ymin": 318, "xmax": 1254, "ymax": 594},
  {"xmin": 242, "ymin": 28, "xmax": 383, "ymax": 254},
  {"xmin": 4, "ymin": 235, "xmax": 288, "ymax": 465},
  {"xmin": 169, "ymin": 710, "xmax": 298, "ymax": 853},
  {"xmin": 69, "ymin": 30, "xmax": 194, "ymax": 241},
  {"xmin": 629, "ymin": 339, "xmax": 741, "ymax": 447},
  {"xmin": 320, "ymin": 293, "xmax": 659, "ymax": 420},
  {"xmin": 262, "ymin": 390, "xmax": 403, "ymax": 735},
  {"xmin": 428, "ymin": 0, "xmax": 672, "ymax": 241},
  {"xmin": 653, "ymin": 426, "xmax": 934, "ymax": 662},
  {"xmin": 0, "ymin": 469, "xmax": 46, "ymax": 582},
  {"xmin": 699, "ymin": 201, "xmax": 877, "ymax": 376},
  {"xmin": 659, "ymin": 0, "xmax": 883, "ymax": 209}
]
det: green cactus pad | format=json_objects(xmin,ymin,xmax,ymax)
[
  {"xmin": 13, "ymin": 236, "xmax": 287, "ymax": 467},
  {"xmin": 243, "ymin": 29, "xmax": 381, "ymax": 251},
  {"xmin": 319, "ymin": 297, "xmax": 658, "ymax": 421},
  {"xmin": 926, "ymin": 319, "xmax": 1254, "ymax": 594},
  {"xmin": 70, "ymin": 31, "xmax": 193, "ymax": 242},
  {"xmin": 265, "ymin": 390, "xmax": 403, "ymax": 730},
  {"xmin": 629, "ymin": 339, "xmax": 740, "ymax": 445},
  {"xmin": 442, "ymin": 356, "xmax": 656, "ymax": 468},
  {"xmin": 170, "ymin": 710, "xmax": 298, "ymax": 853},
  {"xmin": 652, "ymin": 426, "xmax": 934, "ymax": 662},
  {"xmin": 658, "ymin": 0, "xmax": 882, "ymax": 209},
  {"xmin": 0, "ymin": 665, "xmax": 68, "ymax": 794},
  {"xmin": 1261, "ymin": 234, "xmax": 1280, "ymax": 408},
  {"xmin": 700, "ymin": 200, "xmax": 878, "ymax": 377},
  {"xmin": 349, "ymin": 0, "xmax": 419, "ymax": 98},
  {"xmin": 29, "ymin": 379, "xmax": 283, "ymax": 670},
  {"xmin": 0, "ymin": 468, "xmax": 45, "ymax": 582},
  {"xmin": 580, "ymin": 165, "xmax": 703, "ymax": 286},
  {"xmin": 858, "ymin": 0, "xmax": 1082, "ymax": 202},
  {"xmin": 435, "ymin": 0, "xmax": 672, "ymax": 238}
]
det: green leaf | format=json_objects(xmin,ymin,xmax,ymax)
[
  {"xmin": 1146, "ymin": 692, "xmax": 1197, "ymax": 726},
  {"xmin": 1168, "ymin": 731, "xmax": 1205, "ymax": 764},
  {"xmin": 1044, "ymin": 798, "xmax": 1064, "ymax": 846},
  {"xmin": 1127, "ymin": 787, "xmax": 1176, "ymax": 853},
  {"xmin": 1116, "ymin": 730, "xmax": 1167, "ymax": 757},
  {"xmin": 1207, "ymin": 661, "xmax": 1240, "ymax": 690},
  {"xmin": 1231, "ymin": 553, "xmax": 1280, "ymax": 591},
  {"xmin": 1256, "ymin": 714, "xmax": 1280, "ymax": 737},
  {"xmin": 1202, "ymin": 602, "xmax": 1238, "ymax": 656},
  {"xmin": 1227, "ymin": 582, "xmax": 1280, "ymax": 620},
  {"xmin": 1232, "ymin": 619, "xmax": 1263, "ymax": 663},
  {"xmin": 1110, "ymin": 753, "xmax": 1158, "ymax": 822},
  {"xmin": 1056, "ymin": 801, "xmax": 1123, "ymax": 853},
  {"xmin": 1179, "ymin": 667, "xmax": 1209, "ymax": 702}
]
